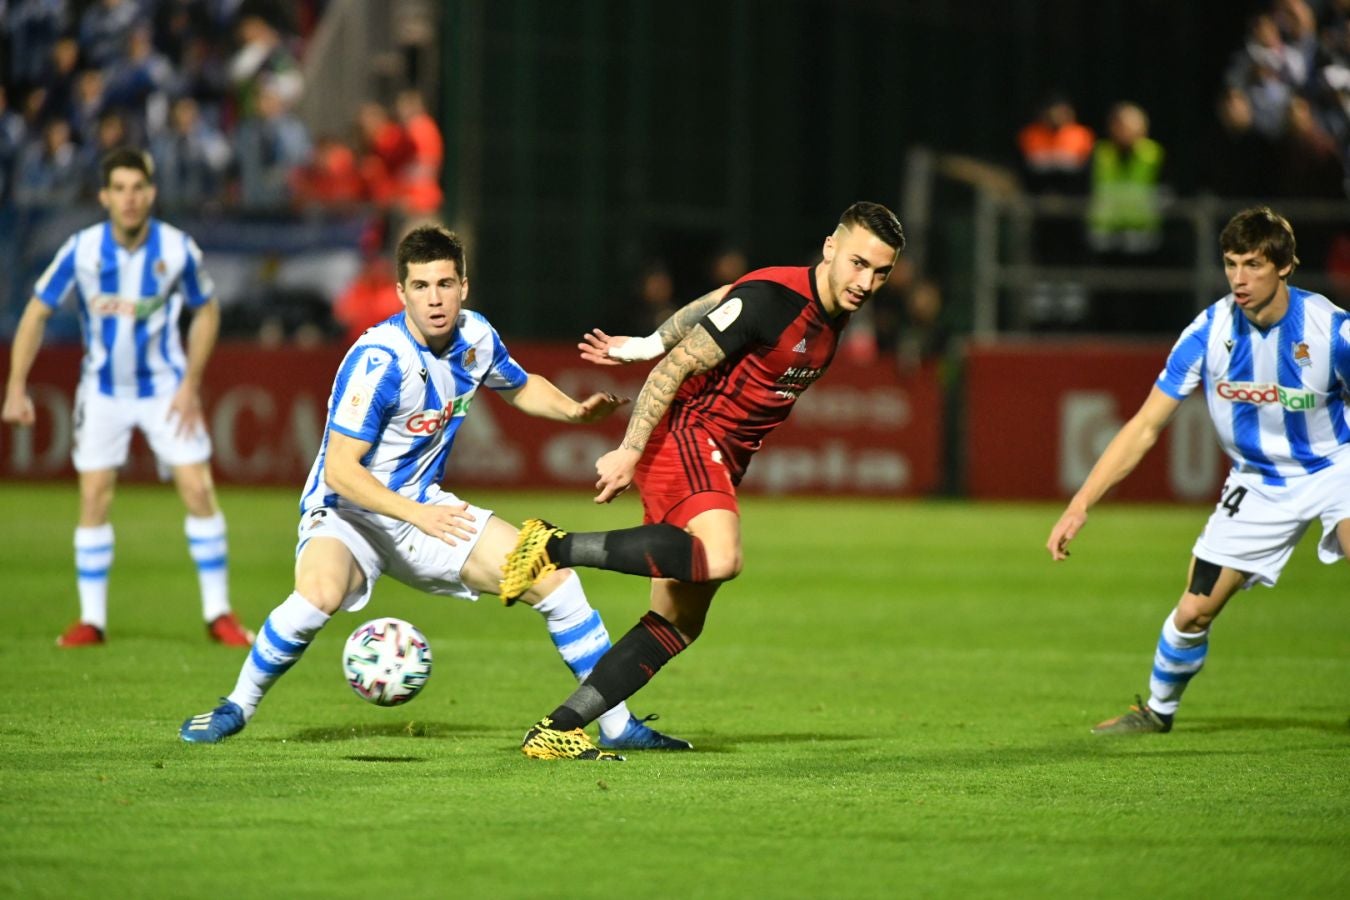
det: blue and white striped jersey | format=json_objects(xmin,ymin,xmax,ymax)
[
  {"xmin": 1158, "ymin": 286, "xmax": 1350, "ymax": 485},
  {"xmin": 300, "ymin": 309, "xmax": 528, "ymax": 514},
  {"xmin": 34, "ymin": 219, "xmax": 214, "ymax": 399}
]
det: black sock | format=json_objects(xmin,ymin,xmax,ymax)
[
  {"xmin": 553, "ymin": 524, "xmax": 709, "ymax": 581},
  {"xmin": 545, "ymin": 611, "xmax": 690, "ymax": 731}
]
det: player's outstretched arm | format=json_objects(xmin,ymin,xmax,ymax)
[
  {"xmin": 1047, "ymin": 386, "xmax": 1181, "ymax": 560},
  {"xmin": 594, "ymin": 323, "xmax": 727, "ymax": 503},
  {"xmin": 579, "ymin": 284, "xmax": 732, "ymax": 366},
  {"xmin": 2, "ymin": 299, "xmax": 54, "ymax": 427},
  {"xmin": 498, "ymin": 373, "xmax": 628, "ymax": 423},
  {"xmin": 322, "ymin": 430, "xmax": 477, "ymax": 545}
]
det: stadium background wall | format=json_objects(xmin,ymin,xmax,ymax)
[
  {"xmin": 2, "ymin": 342, "xmax": 1236, "ymax": 502},
  {"xmin": 0, "ymin": 345, "xmax": 944, "ymax": 497}
]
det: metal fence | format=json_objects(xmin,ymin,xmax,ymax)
[{"xmin": 970, "ymin": 192, "xmax": 1350, "ymax": 338}]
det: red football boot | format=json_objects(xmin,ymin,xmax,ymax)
[
  {"xmin": 56, "ymin": 621, "xmax": 106, "ymax": 647},
  {"xmin": 207, "ymin": 612, "xmax": 255, "ymax": 647}
]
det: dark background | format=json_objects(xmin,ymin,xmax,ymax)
[{"xmin": 441, "ymin": 0, "xmax": 1271, "ymax": 337}]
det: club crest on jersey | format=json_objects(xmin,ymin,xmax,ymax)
[
  {"xmin": 462, "ymin": 348, "xmax": 476, "ymax": 369},
  {"xmin": 1292, "ymin": 342, "xmax": 1311, "ymax": 367}
]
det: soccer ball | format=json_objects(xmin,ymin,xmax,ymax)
[{"xmin": 342, "ymin": 617, "xmax": 433, "ymax": 706}]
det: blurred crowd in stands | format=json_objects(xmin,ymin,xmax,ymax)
[
  {"xmin": 1216, "ymin": 0, "xmax": 1350, "ymax": 199},
  {"xmin": 0, "ymin": 0, "xmax": 442, "ymax": 218},
  {"xmin": 1, "ymin": 0, "xmax": 1343, "ymax": 352}
]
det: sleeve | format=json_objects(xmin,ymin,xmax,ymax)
[
  {"xmin": 483, "ymin": 322, "xmax": 528, "ymax": 391},
  {"xmin": 328, "ymin": 344, "xmax": 404, "ymax": 441},
  {"xmin": 179, "ymin": 234, "xmax": 215, "ymax": 308},
  {"xmin": 1332, "ymin": 311, "xmax": 1350, "ymax": 394},
  {"xmin": 698, "ymin": 280, "xmax": 803, "ymax": 357},
  {"xmin": 33, "ymin": 235, "xmax": 79, "ymax": 309},
  {"xmin": 1156, "ymin": 306, "xmax": 1213, "ymax": 400}
]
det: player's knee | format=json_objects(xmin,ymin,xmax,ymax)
[
  {"xmin": 1173, "ymin": 600, "xmax": 1215, "ymax": 632},
  {"xmin": 292, "ymin": 577, "xmax": 348, "ymax": 615},
  {"xmin": 78, "ymin": 485, "xmax": 115, "ymax": 522},
  {"xmin": 176, "ymin": 478, "xmax": 217, "ymax": 516},
  {"xmin": 702, "ymin": 544, "xmax": 742, "ymax": 581},
  {"xmin": 519, "ymin": 567, "xmax": 574, "ymax": 606},
  {"xmin": 1175, "ymin": 557, "xmax": 1233, "ymax": 630}
]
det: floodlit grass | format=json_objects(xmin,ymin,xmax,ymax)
[{"xmin": 1, "ymin": 484, "xmax": 1346, "ymax": 898}]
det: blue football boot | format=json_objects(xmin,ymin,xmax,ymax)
[
  {"xmin": 180, "ymin": 699, "xmax": 246, "ymax": 743},
  {"xmin": 598, "ymin": 714, "xmax": 693, "ymax": 751}
]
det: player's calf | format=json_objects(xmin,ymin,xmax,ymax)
[{"xmin": 555, "ymin": 523, "xmax": 713, "ymax": 581}]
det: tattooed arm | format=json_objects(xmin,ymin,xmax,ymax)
[
  {"xmin": 592, "ymin": 324, "xmax": 728, "ymax": 503},
  {"xmin": 579, "ymin": 284, "xmax": 732, "ymax": 366},
  {"xmin": 655, "ymin": 285, "xmax": 732, "ymax": 350}
]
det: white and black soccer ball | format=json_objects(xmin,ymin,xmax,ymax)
[{"xmin": 342, "ymin": 617, "xmax": 433, "ymax": 706}]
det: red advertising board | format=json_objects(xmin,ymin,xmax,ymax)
[
  {"xmin": 0, "ymin": 344, "xmax": 943, "ymax": 496},
  {"xmin": 964, "ymin": 340, "xmax": 1229, "ymax": 501}
]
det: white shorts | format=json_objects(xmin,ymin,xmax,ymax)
[
  {"xmin": 1193, "ymin": 458, "xmax": 1350, "ymax": 588},
  {"xmin": 71, "ymin": 381, "xmax": 212, "ymax": 472},
  {"xmin": 295, "ymin": 485, "xmax": 493, "ymax": 612}
]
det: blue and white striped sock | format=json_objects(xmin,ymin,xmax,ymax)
[
  {"xmin": 74, "ymin": 524, "xmax": 114, "ymax": 630},
  {"xmin": 186, "ymin": 513, "xmax": 230, "ymax": 622},
  {"xmin": 532, "ymin": 571, "xmax": 633, "ymax": 740},
  {"xmin": 1147, "ymin": 611, "xmax": 1209, "ymax": 717},
  {"xmin": 227, "ymin": 592, "xmax": 329, "ymax": 719}
]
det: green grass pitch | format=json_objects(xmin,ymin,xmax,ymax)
[{"xmin": 1, "ymin": 484, "xmax": 1346, "ymax": 898}]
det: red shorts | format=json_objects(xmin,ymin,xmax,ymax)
[{"xmin": 635, "ymin": 426, "xmax": 739, "ymax": 528}]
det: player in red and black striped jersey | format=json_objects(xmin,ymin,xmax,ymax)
[{"xmin": 502, "ymin": 201, "xmax": 905, "ymax": 759}]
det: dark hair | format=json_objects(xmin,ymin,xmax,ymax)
[
  {"xmin": 396, "ymin": 225, "xmax": 467, "ymax": 284},
  {"xmin": 839, "ymin": 201, "xmax": 905, "ymax": 251},
  {"xmin": 100, "ymin": 147, "xmax": 154, "ymax": 187},
  {"xmin": 1219, "ymin": 206, "xmax": 1299, "ymax": 273}
]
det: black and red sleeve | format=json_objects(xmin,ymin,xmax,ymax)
[{"xmin": 695, "ymin": 280, "xmax": 805, "ymax": 358}]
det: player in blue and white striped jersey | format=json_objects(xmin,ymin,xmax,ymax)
[
  {"xmin": 3, "ymin": 148, "xmax": 252, "ymax": 649},
  {"xmin": 181, "ymin": 225, "xmax": 690, "ymax": 753},
  {"xmin": 1048, "ymin": 207, "xmax": 1350, "ymax": 734}
]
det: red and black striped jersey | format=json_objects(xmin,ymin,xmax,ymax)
[{"xmin": 665, "ymin": 265, "xmax": 847, "ymax": 483}]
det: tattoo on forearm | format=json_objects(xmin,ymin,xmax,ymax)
[
  {"xmin": 621, "ymin": 326, "xmax": 727, "ymax": 452},
  {"xmin": 657, "ymin": 290, "xmax": 725, "ymax": 349}
]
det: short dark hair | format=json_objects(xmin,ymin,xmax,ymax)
[
  {"xmin": 396, "ymin": 225, "xmax": 467, "ymax": 285},
  {"xmin": 100, "ymin": 147, "xmax": 154, "ymax": 187},
  {"xmin": 1219, "ymin": 206, "xmax": 1299, "ymax": 273},
  {"xmin": 839, "ymin": 201, "xmax": 905, "ymax": 252}
]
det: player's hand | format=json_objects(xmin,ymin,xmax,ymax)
[
  {"xmin": 2, "ymin": 389, "xmax": 35, "ymax": 427},
  {"xmin": 412, "ymin": 499, "xmax": 478, "ymax": 547},
  {"xmin": 1047, "ymin": 508, "xmax": 1087, "ymax": 561},
  {"xmin": 573, "ymin": 391, "xmax": 629, "ymax": 423},
  {"xmin": 594, "ymin": 447, "xmax": 642, "ymax": 504},
  {"xmin": 578, "ymin": 329, "xmax": 631, "ymax": 367},
  {"xmin": 168, "ymin": 383, "xmax": 206, "ymax": 438}
]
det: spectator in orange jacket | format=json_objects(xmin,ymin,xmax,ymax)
[{"xmin": 395, "ymin": 89, "xmax": 443, "ymax": 214}]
